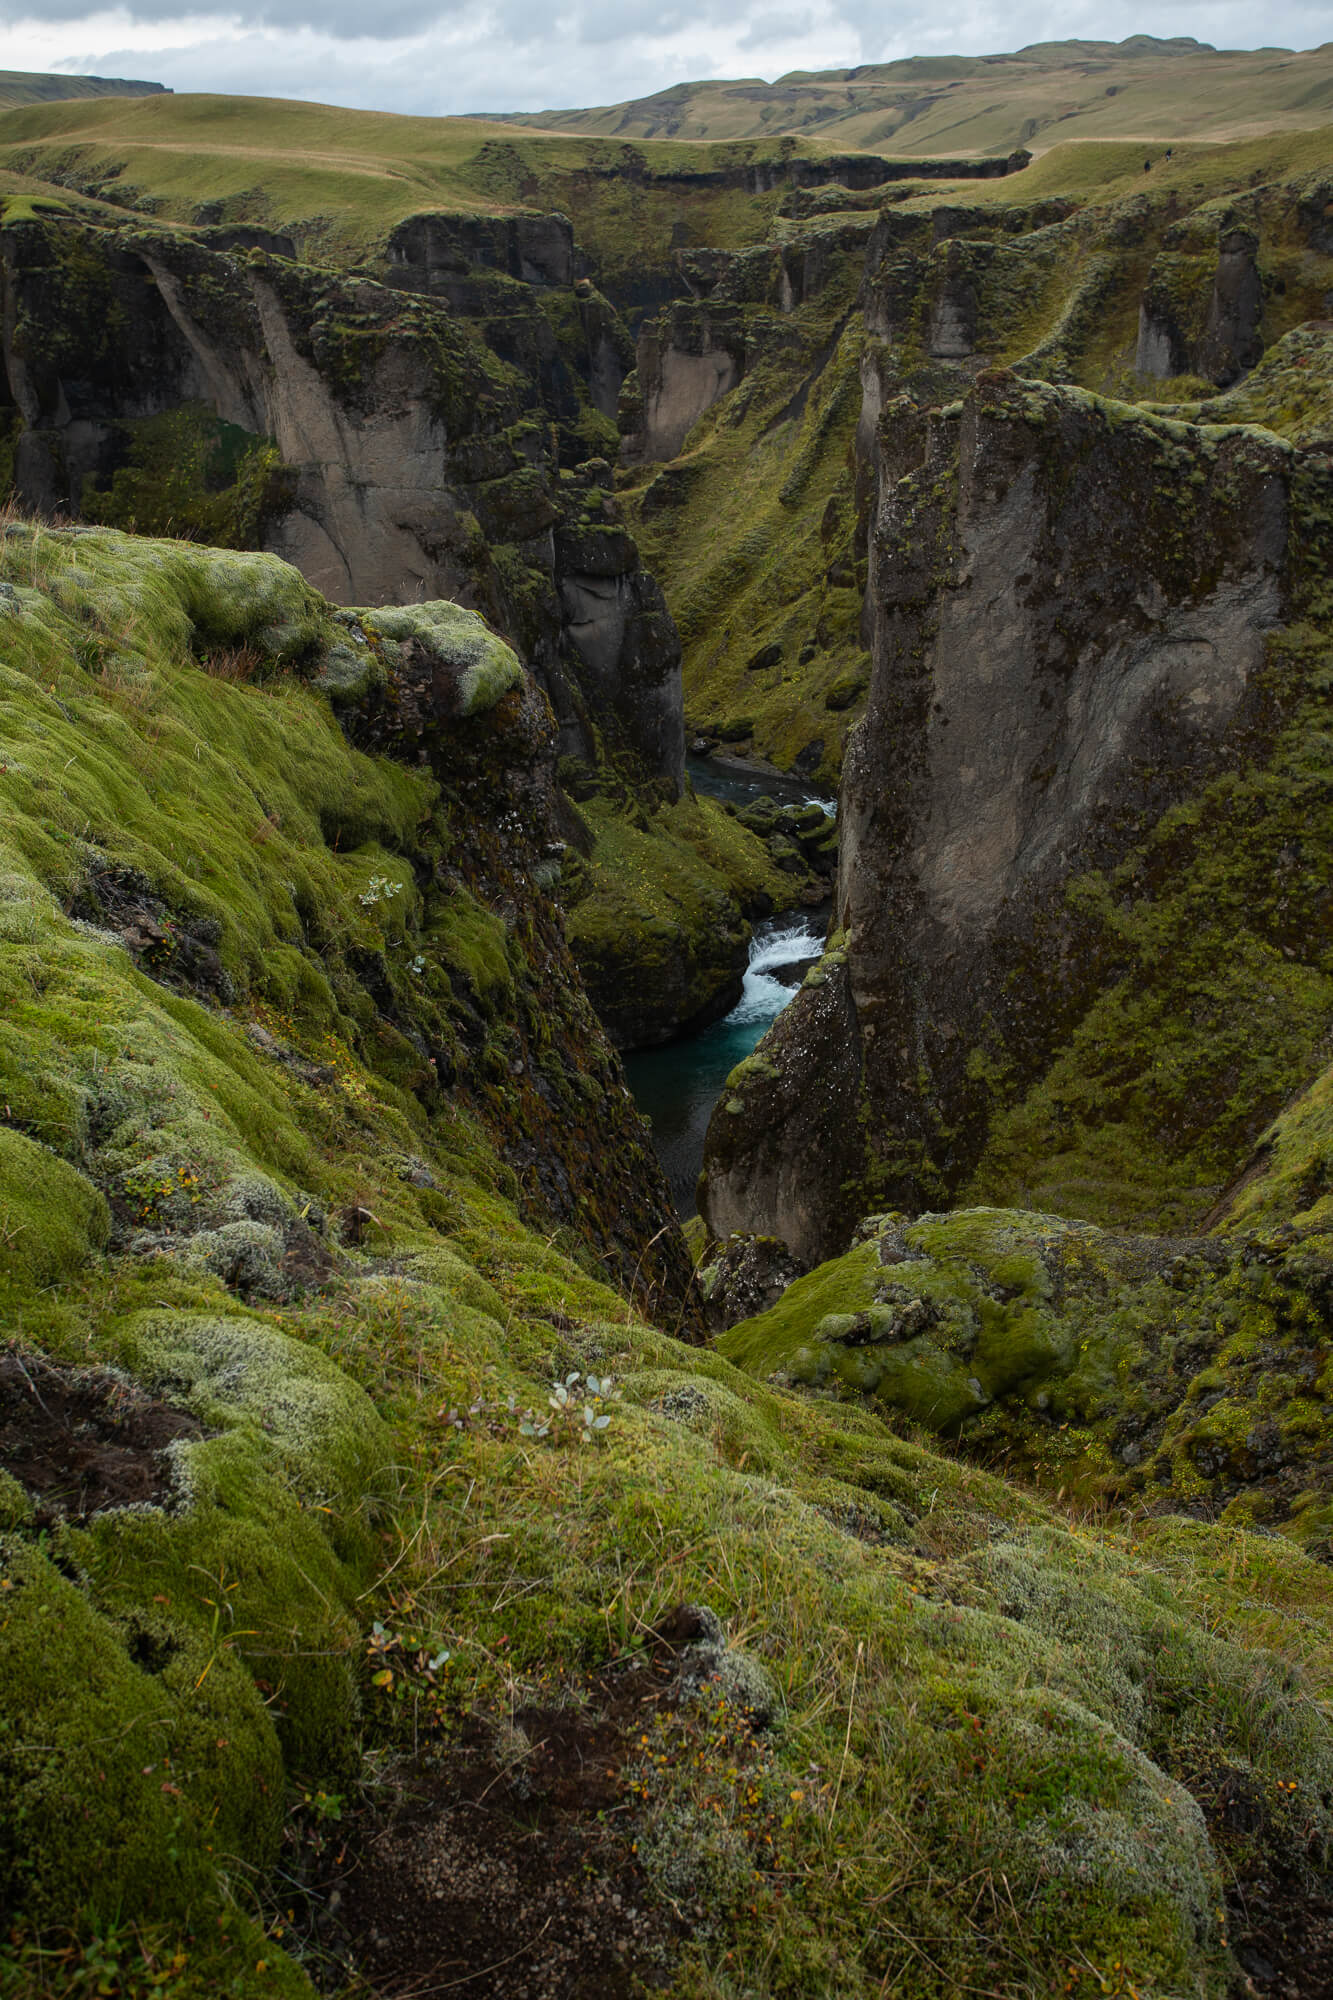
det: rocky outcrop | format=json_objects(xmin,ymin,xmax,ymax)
[
  {"xmin": 719, "ymin": 1194, "xmax": 1333, "ymax": 1550},
  {"xmin": 0, "ymin": 215, "xmax": 684, "ymax": 796},
  {"xmin": 1136, "ymin": 217, "xmax": 1266, "ymax": 385},
  {"xmin": 619, "ymin": 302, "xmax": 749, "ymax": 464},
  {"xmin": 386, "ymin": 210, "xmax": 576, "ymax": 293},
  {"xmin": 702, "ymin": 373, "xmax": 1298, "ymax": 1262},
  {"xmin": 701, "ymin": 938, "xmax": 864, "ymax": 1254}
]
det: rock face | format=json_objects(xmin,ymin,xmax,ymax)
[
  {"xmin": 702, "ymin": 373, "xmax": 1294, "ymax": 1262},
  {"xmin": 0, "ymin": 216, "xmax": 684, "ymax": 797},
  {"xmin": 701, "ymin": 940, "xmax": 864, "ymax": 1255},
  {"xmin": 386, "ymin": 210, "xmax": 576, "ymax": 293},
  {"xmin": 1135, "ymin": 218, "xmax": 1266, "ymax": 385},
  {"xmin": 620, "ymin": 302, "xmax": 748, "ymax": 464}
]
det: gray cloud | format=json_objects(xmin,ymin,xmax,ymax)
[{"xmin": 11, "ymin": 3, "xmax": 1332, "ymax": 118}]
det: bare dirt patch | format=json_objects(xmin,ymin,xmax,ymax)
[
  {"xmin": 293, "ymin": 1608, "xmax": 778, "ymax": 1998},
  {"xmin": 0, "ymin": 1346, "xmax": 202, "ymax": 1525},
  {"xmin": 1180, "ymin": 1752, "xmax": 1333, "ymax": 2000}
]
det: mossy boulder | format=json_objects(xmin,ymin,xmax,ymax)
[
  {"xmin": 359, "ymin": 600, "xmax": 523, "ymax": 718},
  {"xmin": 720, "ymin": 1194, "xmax": 1333, "ymax": 1552},
  {"xmin": 720, "ymin": 1208, "xmax": 1091, "ymax": 1429}
]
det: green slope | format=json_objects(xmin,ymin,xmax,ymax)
[
  {"xmin": 0, "ymin": 92, "xmax": 847, "ymax": 262},
  {"xmin": 0, "ymin": 515, "xmax": 1331, "ymax": 2000},
  {"xmin": 0, "ymin": 70, "xmax": 167, "ymax": 111},
  {"xmin": 499, "ymin": 35, "xmax": 1333, "ymax": 155}
]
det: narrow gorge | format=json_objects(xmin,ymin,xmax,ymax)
[{"xmin": 1, "ymin": 55, "xmax": 1332, "ymax": 2000}]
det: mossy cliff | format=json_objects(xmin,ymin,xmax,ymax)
[
  {"xmin": 702, "ymin": 367, "xmax": 1333, "ymax": 1260},
  {"xmin": 0, "ymin": 522, "xmax": 692, "ymax": 1306},
  {"xmin": 2, "ymin": 210, "xmax": 823, "ymax": 1043},
  {"xmin": 718, "ymin": 1174, "xmax": 1333, "ymax": 1556},
  {"xmin": 3, "ymin": 519, "xmax": 1333, "ymax": 2000},
  {"xmin": 0, "ymin": 214, "xmax": 682, "ymax": 794},
  {"xmin": 614, "ymin": 149, "xmax": 1333, "ymax": 786}
]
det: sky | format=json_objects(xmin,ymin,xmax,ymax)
[{"xmin": 2, "ymin": 3, "xmax": 1330, "ymax": 120}]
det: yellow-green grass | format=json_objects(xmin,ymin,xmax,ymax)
[
  {"xmin": 0, "ymin": 71, "xmax": 166, "ymax": 112},
  {"xmin": 3, "ymin": 91, "xmax": 1328, "ymax": 289},
  {"xmin": 502, "ymin": 41, "xmax": 1333, "ymax": 155},
  {"xmin": 0, "ymin": 93, "xmax": 846, "ymax": 266},
  {"xmin": 887, "ymin": 124, "xmax": 1333, "ymax": 212},
  {"xmin": 623, "ymin": 312, "xmax": 870, "ymax": 782}
]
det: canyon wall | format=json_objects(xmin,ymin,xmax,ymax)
[{"xmin": 0, "ymin": 217, "xmax": 684, "ymax": 797}]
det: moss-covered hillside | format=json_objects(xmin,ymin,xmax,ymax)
[{"xmin": 3, "ymin": 523, "xmax": 1333, "ymax": 1999}]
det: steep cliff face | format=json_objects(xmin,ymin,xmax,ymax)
[
  {"xmin": 846, "ymin": 371, "xmax": 1288, "ymax": 1157},
  {"xmin": 0, "ymin": 216, "xmax": 685, "ymax": 801},
  {"xmin": 1136, "ymin": 222, "xmax": 1265, "ymax": 385},
  {"xmin": 619, "ymin": 301, "xmax": 749, "ymax": 464},
  {"xmin": 702, "ymin": 368, "xmax": 1332, "ymax": 1262}
]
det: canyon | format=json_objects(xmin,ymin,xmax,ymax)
[{"xmin": 0, "ymin": 59, "xmax": 1331, "ymax": 2000}]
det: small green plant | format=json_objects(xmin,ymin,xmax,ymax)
[
  {"xmin": 518, "ymin": 1370, "xmax": 621, "ymax": 1444},
  {"xmin": 358, "ymin": 874, "xmax": 404, "ymax": 910},
  {"xmin": 364, "ymin": 1618, "xmax": 454, "ymax": 1741},
  {"xmin": 299, "ymin": 1787, "xmax": 344, "ymax": 1823},
  {"xmin": 122, "ymin": 1161, "xmax": 205, "ymax": 1227},
  {"xmin": 0, "ymin": 1915, "xmax": 194, "ymax": 1997}
]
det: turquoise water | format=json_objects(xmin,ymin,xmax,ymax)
[{"xmin": 624, "ymin": 913, "xmax": 827, "ymax": 1217}]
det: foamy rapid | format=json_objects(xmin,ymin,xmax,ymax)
[{"xmin": 728, "ymin": 919, "xmax": 826, "ymax": 1025}]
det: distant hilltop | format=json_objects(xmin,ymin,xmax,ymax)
[
  {"xmin": 492, "ymin": 34, "xmax": 1333, "ymax": 154},
  {"xmin": 0, "ymin": 71, "xmax": 170, "ymax": 111}
]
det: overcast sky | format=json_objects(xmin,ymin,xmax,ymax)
[{"xmin": 3, "ymin": 4, "xmax": 1329, "ymax": 120}]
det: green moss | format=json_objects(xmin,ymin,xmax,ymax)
[
  {"xmin": 721, "ymin": 1211, "xmax": 1086, "ymax": 1429},
  {"xmin": 0, "ymin": 1129, "xmax": 109, "ymax": 1285},
  {"xmin": 361, "ymin": 602, "xmax": 523, "ymax": 717},
  {"xmin": 1216, "ymin": 1058, "xmax": 1333, "ymax": 1243},
  {"xmin": 80, "ymin": 404, "xmax": 289, "ymax": 549}
]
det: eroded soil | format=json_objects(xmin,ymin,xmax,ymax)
[
  {"xmin": 0, "ymin": 1346, "xmax": 201, "ymax": 1524},
  {"xmin": 295, "ymin": 1609, "xmax": 772, "ymax": 1998}
]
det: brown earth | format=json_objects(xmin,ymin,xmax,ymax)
[
  {"xmin": 293, "ymin": 1607, "xmax": 777, "ymax": 1998},
  {"xmin": 0, "ymin": 1345, "xmax": 201, "ymax": 1525}
]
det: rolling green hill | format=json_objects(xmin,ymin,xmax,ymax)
[
  {"xmin": 3, "ymin": 86, "xmax": 1329, "ymax": 276},
  {"xmin": 0, "ymin": 70, "xmax": 168, "ymax": 111},
  {"xmin": 496, "ymin": 34, "xmax": 1333, "ymax": 156},
  {"xmin": 0, "ymin": 91, "xmax": 845, "ymax": 261}
]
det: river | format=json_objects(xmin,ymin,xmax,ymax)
[
  {"xmin": 685, "ymin": 753, "xmax": 837, "ymax": 817},
  {"xmin": 623, "ymin": 755, "xmax": 836, "ymax": 1217},
  {"xmin": 624, "ymin": 908, "xmax": 829, "ymax": 1217}
]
